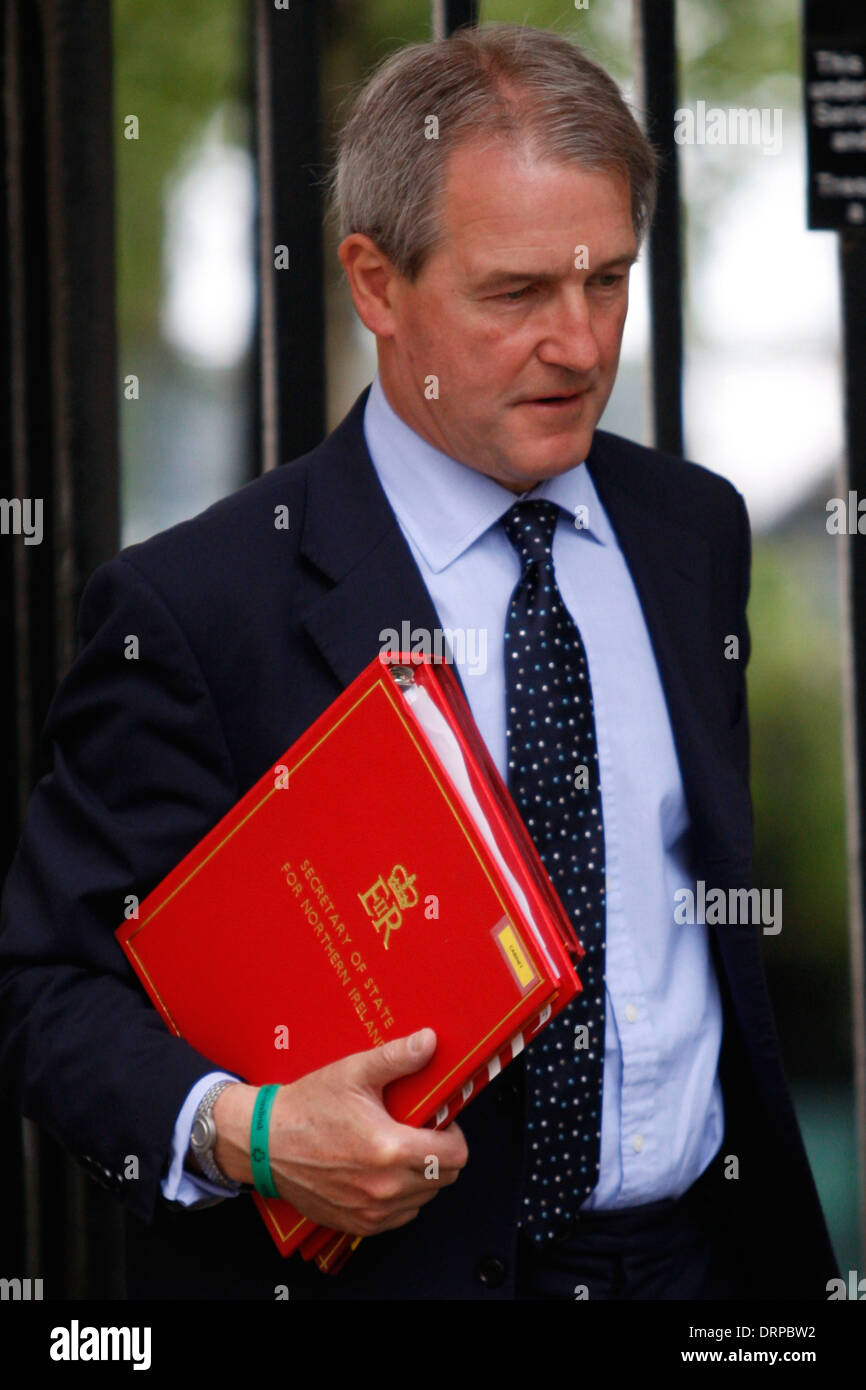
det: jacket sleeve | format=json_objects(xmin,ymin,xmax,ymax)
[{"xmin": 0, "ymin": 553, "xmax": 242, "ymax": 1222}]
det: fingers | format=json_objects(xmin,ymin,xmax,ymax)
[
  {"xmin": 322, "ymin": 1130, "xmax": 467, "ymax": 1236},
  {"xmin": 343, "ymin": 1206, "xmax": 421, "ymax": 1237},
  {"xmin": 374, "ymin": 1205, "xmax": 423, "ymax": 1234},
  {"xmin": 358, "ymin": 1120, "xmax": 469, "ymax": 1196},
  {"xmin": 396, "ymin": 1120, "xmax": 468, "ymax": 1175},
  {"xmin": 346, "ymin": 1028, "xmax": 437, "ymax": 1091},
  {"xmin": 266, "ymin": 1037, "xmax": 469, "ymax": 1238},
  {"xmin": 345, "ymin": 1184, "xmax": 440, "ymax": 1237},
  {"xmin": 358, "ymin": 1152, "xmax": 460, "ymax": 1203},
  {"xmin": 433, "ymin": 1121, "xmax": 469, "ymax": 1171}
]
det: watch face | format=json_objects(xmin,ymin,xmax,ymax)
[{"xmin": 191, "ymin": 1114, "xmax": 212, "ymax": 1153}]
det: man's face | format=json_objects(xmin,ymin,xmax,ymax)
[{"xmin": 376, "ymin": 139, "xmax": 638, "ymax": 493}]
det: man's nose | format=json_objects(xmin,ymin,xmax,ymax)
[{"xmin": 534, "ymin": 288, "xmax": 601, "ymax": 375}]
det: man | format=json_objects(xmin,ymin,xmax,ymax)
[{"xmin": 0, "ymin": 24, "xmax": 839, "ymax": 1300}]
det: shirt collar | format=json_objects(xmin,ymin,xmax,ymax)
[{"xmin": 363, "ymin": 372, "xmax": 611, "ymax": 574}]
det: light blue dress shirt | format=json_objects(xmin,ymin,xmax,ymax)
[{"xmin": 166, "ymin": 373, "xmax": 724, "ymax": 1209}]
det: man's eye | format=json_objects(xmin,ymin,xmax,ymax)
[
  {"xmin": 592, "ymin": 273, "xmax": 625, "ymax": 288},
  {"xmin": 500, "ymin": 286, "xmax": 533, "ymax": 302}
]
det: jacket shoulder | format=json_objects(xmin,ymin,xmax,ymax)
[
  {"xmin": 590, "ymin": 428, "xmax": 746, "ymax": 534},
  {"xmin": 103, "ymin": 387, "xmax": 374, "ymax": 617},
  {"xmin": 118, "ymin": 452, "xmax": 313, "ymax": 591}
]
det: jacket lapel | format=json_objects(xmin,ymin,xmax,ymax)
[{"xmin": 296, "ymin": 386, "xmax": 444, "ymax": 690}]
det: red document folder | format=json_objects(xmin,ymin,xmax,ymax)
[{"xmin": 116, "ymin": 652, "xmax": 583, "ymax": 1270}]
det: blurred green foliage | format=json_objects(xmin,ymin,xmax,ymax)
[
  {"xmin": 481, "ymin": 0, "xmax": 799, "ymax": 89},
  {"xmin": 750, "ymin": 539, "xmax": 847, "ymax": 971},
  {"xmin": 749, "ymin": 536, "xmax": 850, "ymax": 1076},
  {"xmin": 113, "ymin": 0, "xmax": 247, "ymax": 338}
]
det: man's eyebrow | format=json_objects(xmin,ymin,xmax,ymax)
[
  {"xmin": 470, "ymin": 252, "xmax": 638, "ymax": 292},
  {"xmin": 592, "ymin": 251, "xmax": 639, "ymax": 271}
]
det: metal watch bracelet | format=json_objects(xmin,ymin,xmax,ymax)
[{"xmin": 189, "ymin": 1079, "xmax": 246, "ymax": 1190}]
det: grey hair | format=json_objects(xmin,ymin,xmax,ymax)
[{"xmin": 327, "ymin": 22, "xmax": 658, "ymax": 282}]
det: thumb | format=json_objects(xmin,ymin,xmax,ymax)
[{"xmin": 350, "ymin": 1028, "xmax": 437, "ymax": 1093}]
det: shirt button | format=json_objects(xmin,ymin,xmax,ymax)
[
  {"xmin": 625, "ymin": 1004, "xmax": 638, "ymax": 1023},
  {"xmin": 632, "ymin": 1134, "xmax": 644, "ymax": 1153},
  {"xmin": 476, "ymin": 1256, "xmax": 508, "ymax": 1288}
]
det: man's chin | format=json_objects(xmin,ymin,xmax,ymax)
[{"xmin": 501, "ymin": 435, "xmax": 595, "ymax": 489}]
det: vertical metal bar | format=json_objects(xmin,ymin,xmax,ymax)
[
  {"xmin": 838, "ymin": 228, "xmax": 866, "ymax": 1266},
  {"xmin": 252, "ymin": 0, "xmax": 324, "ymax": 472},
  {"xmin": 252, "ymin": 0, "xmax": 278, "ymax": 477},
  {"xmin": 2, "ymin": 0, "xmax": 51, "ymax": 1288},
  {"xmin": 2, "ymin": 0, "xmax": 122, "ymax": 1297},
  {"xmin": 4, "ymin": 0, "xmax": 48, "ymax": 827},
  {"xmin": 804, "ymin": 0, "xmax": 866, "ymax": 1270},
  {"xmin": 634, "ymin": 0, "xmax": 685, "ymax": 457},
  {"xmin": 431, "ymin": 0, "xmax": 480, "ymax": 42},
  {"xmin": 42, "ymin": 1, "xmax": 120, "ymax": 659}
]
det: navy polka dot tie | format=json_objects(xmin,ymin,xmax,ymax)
[{"xmin": 501, "ymin": 499, "xmax": 606, "ymax": 1242}]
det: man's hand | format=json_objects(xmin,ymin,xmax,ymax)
[{"xmin": 211, "ymin": 1028, "xmax": 468, "ymax": 1236}]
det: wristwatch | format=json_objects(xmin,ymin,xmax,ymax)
[{"xmin": 189, "ymin": 1079, "xmax": 245, "ymax": 1190}]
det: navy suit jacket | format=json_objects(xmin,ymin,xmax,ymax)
[{"xmin": 0, "ymin": 385, "xmax": 839, "ymax": 1299}]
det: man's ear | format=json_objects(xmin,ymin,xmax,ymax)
[{"xmin": 337, "ymin": 234, "xmax": 401, "ymax": 338}]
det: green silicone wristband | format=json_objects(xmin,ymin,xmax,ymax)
[{"xmin": 250, "ymin": 1084, "xmax": 280, "ymax": 1199}]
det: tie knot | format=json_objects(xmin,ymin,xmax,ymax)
[{"xmin": 501, "ymin": 499, "xmax": 561, "ymax": 567}]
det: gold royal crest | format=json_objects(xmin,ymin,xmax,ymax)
[{"xmin": 358, "ymin": 864, "xmax": 419, "ymax": 950}]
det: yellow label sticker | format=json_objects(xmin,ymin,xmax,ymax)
[{"xmin": 495, "ymin": 920, "xmax": 537, "ymax": 991}]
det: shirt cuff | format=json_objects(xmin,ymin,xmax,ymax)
[{"xmin": 162, "ymin": 1071, "xmax": 244, "ymax": 1208}]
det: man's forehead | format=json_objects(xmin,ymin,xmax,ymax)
[
  {"xmin": 437, "ymin": 141, "xmax": 634, "ymax": 251},
  {"xmin": 444, "ymin": 191, "xmax": 636, "ymax": 285},
  {"xmin": 441, "ymin": 137, "xmax": 631, "ymax": 204}
]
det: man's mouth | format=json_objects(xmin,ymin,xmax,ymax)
[{"xmin": 518, "ymin": 391, "xmax": 586, "ymax": 409}]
